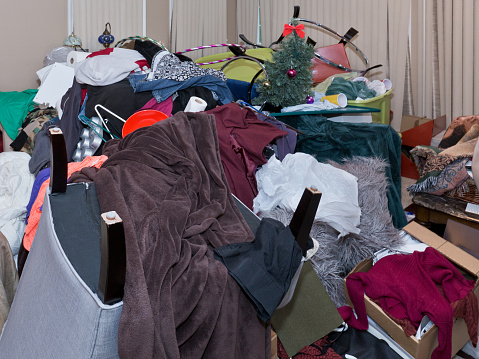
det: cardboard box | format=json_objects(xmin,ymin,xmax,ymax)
[
  {"xmin": 401, "ymin": 115, "xmax": 434, "ymax": 133},
  {"xmin": 271, "ymin": 330, "xmax": 277, "ymax": 359},
  {"xmin": 401, "ymin": 120, "xmax": 434, "ymax": 148},
  {"xmin": 400, "ymin": 114, "xmax": 447, "ymax": 143},
  {"xmin": 345, "ymin": 221, "xmax": 479, "ymax": 359}
]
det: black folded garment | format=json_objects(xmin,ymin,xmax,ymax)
[
  {"xmin": 85, "ymin": 79, "xmax": 154, "ymax": 138},
  {"xmin": 214, "ymin": 217, "xmax": 303, "ymax": 322},
  {"xmin": 171, "ymin": 86, "xmax": 218, "ymax": 114}
]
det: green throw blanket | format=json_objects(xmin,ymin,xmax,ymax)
[
  {"xmin": 0, "ymin": 89, "xmax": 38, "ymax": 140},
  {"xmin": 278, "ymin": 114, "xmax": 407, "ymax": 229}
]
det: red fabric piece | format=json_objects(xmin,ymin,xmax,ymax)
[
  {"xmin": 337, "ymin": 305, "xmax": 368, "ymax": 331},
  {"xmin": 451, "ymin": 291, "xmax": 478, "ymax": 347},
  {"xmin": 206, "ymin": 103, "xmax": 288, "ymax": 209},
  {"xmin": 277, "ymin": 336, "xmax": 342, "ymax": 359},
  {"xmin": 81, "ymin": 88, "xmax": 87, "ymax": 104},
  {"xmin": 86, "ymin": 49, "xmax": 149, "ymax": 74},
  {"xmin": 136, "ymin": 96, "xmax": 173, "ymax": 117},
  {"xmin": 283, "ymin": 24, "xmax": 306, "ymax": 39},
  {"xmin": 344, "ymin": 247, "xmax": 477, "ymax": 359},
  {"xmin": 135, "ymin": 59, "xmax": 149, "ymax": 70},
  {"xmin": 372, "ymin": 297, "xmax": 417, "ymax": 336},
  {"xmin": 371, "ymin": 290, "xmax": 479, "ymax": 344},
  {"xmin": 87, "ymin": 48, "xmax": 115, "ymax": 58}
]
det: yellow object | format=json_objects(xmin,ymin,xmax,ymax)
[
  {"xmin": 196, "ymin": 48, "xmax": 274, "ymax": 82},
  {"xmin": 321, "ymin": 93, "xmax": 348, "ymax": 108},
  {"xmin": 348, "ymin": 89, "xmax": 393, "ymax": 125}
]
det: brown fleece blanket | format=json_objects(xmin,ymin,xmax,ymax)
[{"xmin": 72, "ymin": 111, "xmax": 268, "ymax": 358}]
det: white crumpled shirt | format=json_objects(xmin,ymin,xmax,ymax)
[
  {"xmin": 0, "ymin": 152, "xmax": 34, "ymax": 255},
  {"xmin": 253, "ymin": 153, "xmax": 361, "ymax": 237}
]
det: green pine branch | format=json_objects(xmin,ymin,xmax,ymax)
[{"xmin": 254, "ymin": 31, "xmax": 315, "ymax": 107}]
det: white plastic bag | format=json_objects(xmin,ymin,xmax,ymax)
[{"xmin": 253, "ymin": 153, "xmax": 361, "ymax": 237}]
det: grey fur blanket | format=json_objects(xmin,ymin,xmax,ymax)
[{"xmin": 258, "ymin": 156, "xmax": 404, "ymax": 307}]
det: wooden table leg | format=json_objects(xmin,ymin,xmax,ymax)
[{"xmin": 414, "ymin": 205, "xmax": 432, "ymax": 229}]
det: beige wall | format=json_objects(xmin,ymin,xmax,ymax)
[
  {"xmin": 146, "ymin": 0, "xmax": 170, "ymax": 49},
  {"xmin": 0, "ymin": 0, "xmax": 170, "ymax": 92},
  {"xmin": 0, "ymin": 0, "xmax": 68, "ymax": 91}
]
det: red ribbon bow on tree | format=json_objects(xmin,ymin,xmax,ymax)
[{"xmin": 283, "ymin": 23, "xmax": 306, "ymax": 39}]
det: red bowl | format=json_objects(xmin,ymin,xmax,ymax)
[{"xmin": 122, "ymin": 110, "xmax": 168, "ymax": 137}]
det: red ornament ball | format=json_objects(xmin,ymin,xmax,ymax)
[
  {"xmin": 287, "ymin": 69, "xmax": 297, "ymax": 78},
  {"xmin": 306, "ymin": 96, "xmax": 314, "ymax": 104}
]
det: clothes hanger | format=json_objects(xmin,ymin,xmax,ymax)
[{"xmin": 94, "ymin": 104, "xmax": 126, "ymax": 139}]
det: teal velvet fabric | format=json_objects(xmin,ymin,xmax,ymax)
[{"xmin": 281, "ymin": 114, "xmax": 407, "ymax": 229}]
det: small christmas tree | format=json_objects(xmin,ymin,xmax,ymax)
[{"xmin": 254, "ymin": 22, "xmax": 315, "ymax": 107}]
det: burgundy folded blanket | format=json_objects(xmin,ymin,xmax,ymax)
[{"xmin": 74, "ymin": 111, "xmax": 268, "ymax": 358}]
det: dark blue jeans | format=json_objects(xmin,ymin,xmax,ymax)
[{"xmin": 129, "ymin": 73, "xmax": 234, "ymax": 105}]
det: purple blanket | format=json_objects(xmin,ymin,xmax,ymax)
[{"xmin": 74, "ymin": 111, "xmax": 269, "ymax": 358}]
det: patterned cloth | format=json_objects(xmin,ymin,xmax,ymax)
[
  {"xmin": 438, "ymin": 115, "xmax": 479, "ymax": 149},
  {"xmin": 10, "ymin": 106, "xmax": 58, "ymax": 155},
  {"xmin": 408, "ymin": 123, "xmax": 479, "ymax": 195},
  {"xmin": 278, "ymin": 336, "xmax": 343, "ymax": 359},
  {"xmin": 148, "ymin": 50, "xmax": 226, "ymax": 82}
]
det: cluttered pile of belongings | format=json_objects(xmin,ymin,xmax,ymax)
[
  {"xmin": 1, "ymin": 26, "xmax": 477, "ymax": 359},
  {"xmin": 407, "ymin": 115, "xmax": 479, "ymax": 196},
  {"xmin": 0, "ymin": 35, "xmax": 407, "ymax": 356}
]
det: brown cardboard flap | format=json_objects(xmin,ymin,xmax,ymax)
[
  {"xmin": 403, "ymin": 221, "xmax": 446, "ymax": 248},
  {"xmin": 432, "ymin": 115, "xmax": 447, "ymax": 137},
  {"xmin": 401, "ymin": 115, "xmax": 433, "ymax": 132},
  {"xmin": 349, "ymin": 258, "xmax": 372, "ymax": 274},
  {"xmin": 404, "ymin": 221, "xmax": 479, "ymax": 277},
  {"xmin": 270, "ymin": 330, "xmax": 277, "ymax": 359},
  {"xmin": 400, "ymin": 114, "xmax": 446, "ymax": 135},
  {"xmin": 438, "ymin": 241, "xmax": 479, "ymax": 278},
  {"xmin": 444, "ymin": 219, "xmax": 479, "ymax": 263}
]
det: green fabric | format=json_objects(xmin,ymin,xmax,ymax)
[
  {"xmin": 271, "ymin": 261, "xmax": 343, "ymax": 357},
  {"xmin": 313, "ymin": 71, "xmax": 358, "ymax": 95},
  {"xmin": 325, "ymin": 77, "xmax": 377, "ymax": 100},
  {"xmin": 281, "ymin": 114, "xmax": 407, "ymax": 229},
  {"xmin": 0, "ymin": 89, "xmax": 38, "ymax": 140}
]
